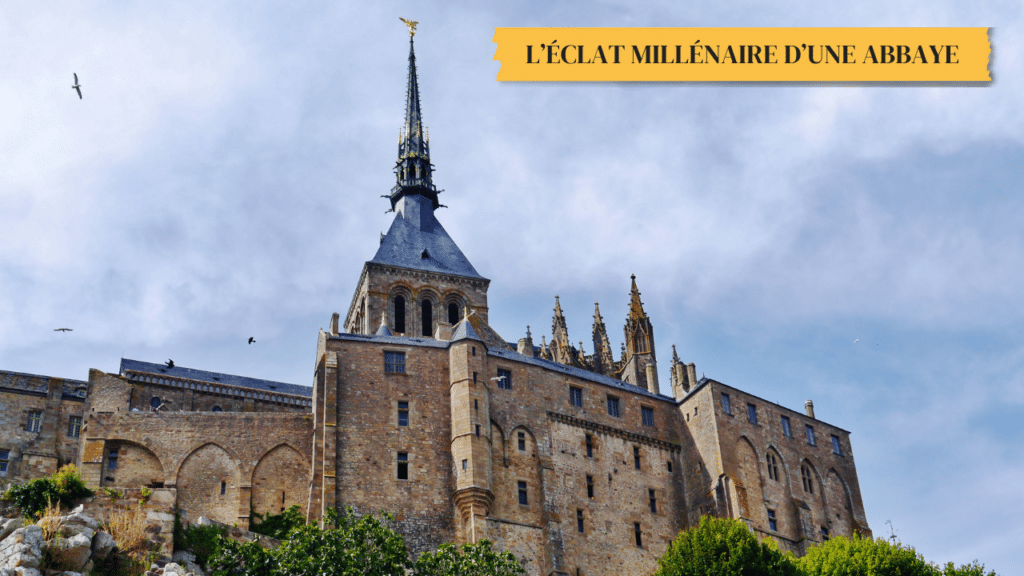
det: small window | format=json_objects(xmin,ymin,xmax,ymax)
[
  {"xmin": 398, "ymin": 401, "xmax": 409, "ymax": 427},
  {"xmin": 801, "ymin": 465, "xmax": 814, "ymax": 494},
  {"xmin": 384, "ymin": 351, "xmax": 406, "ymax": 374},
  {"xmin": 394, "ymin": 295, "xmax": 406, "ymax": 333},
  {"xmin": 831, "ymin": 435, "xmax": 843, "ymax": 455},
  {"xmin": 821, "ymin": 526, "xmax": 830, "ymax": 542},
  {"xmin": 585, "ymin": 434, "xmax": 594, "ymax": 458},
  {"xmin": 67, "ymin": 416, "xmax": 82, "ymax": 438},
  {"xmin": 421, "ymin": 300, "xmax": 433, "ymax": 337},
  {"xmin": 518, "ymin": 431, "xmax": 526, "ymax": 452},
  {"xmin": 666, "ymin": 460, "xmax": 673, "ymax": 472},
  {"xmin": 633, "ymin": 446, "xmax": 641, "ymax": 470},
  {"xmin": 577, "ymin": 509, "xmax": 585, "ymax": 533},
  {"xmin": 648, "ymin": 489, "xmax": 657, "ymax": 514},
  {"xmin": 220, "ymin": 481, "xmax": 226, "ymax": 495},
  {"xmin": 570, "ymin": 386, "xmax": 583, "ymax": 407},
  {"xmin": 641, "ymin": 406, "xmax": 654, "ymax": 427},
  {"xmin": 721, "ymin": 393, "xmax": 732, "ymax": 415},
  {"xmin": 497, "ymin": 369, "xmax": 512, "ymax": 390},
  {"xmin": 518, "ymin": 481, "xmax": 528, "ymax": 505},
  {"xmin": 474, "ymin": 399, "xmax": 478, "ymax": 411},
  {"xmin": 462, "ymin": 459, "xmax": 468, "ymax": 470},
  {"xmin": 607, "ymin": 396, "xmax": 620, "ymax": 418},
  {"xmin": 747, "ymin": 403, "xmax": 758, "ymax": 425},
  {"xmin": 448, "ymin": 302, "xmax": 460, "ymax": 325},
  {"xmin": 768, "ymin": 509, "xmax": 778, "ymax": 532},
  {"xmin": 767, "ymin": 453, "xmax": 779, "ymax": 481},
  {"xmin": 0, "ymin": 449, "xmax": 9, "ymax": 476},
  {"xmin": 397, "ymin": 452, "xmax": 409, "ymax": 480},
  {"xmin": 212, "ymin": 406, "xmax": 223, "ymax": 412},
  {"xmin": 150, "ymin": 396, "xmax": 162, "ymax": 410},
  {"xmin": 27, "ymin": 411, "xmax": 42, "ymax": 433},
  {"xmin": 781, "ymin": 416, "xmax": 792, "ymax": 438},
  {"xmin": 586, "ymin": 475, "xmax": 594, "ymax": 499},
  {"xmin": 475, "ymin": 424, "xmax": 481, "ymax": 437},
  {"xmin": 806, "ymin": 425, "xmax": 816, "ymax": 446},
  {"xmin": 634, "ymin": 522, "xmax": 643, "ymax": 547},
  {"xmin": 107, "ymin": 448, "xmax": 119, "ymax": 470}
]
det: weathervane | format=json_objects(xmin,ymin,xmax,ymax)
[{"xmin": 399, "ymin": 17, "xmax": 418, "ymax": 37}]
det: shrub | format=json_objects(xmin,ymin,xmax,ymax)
[
  {"xmin": 799, "ymin": 533, "xmax": 938, "ymax": 576},
  {"xmin": 250, "ymin": 505, "xmax": 306, "ymax": 540},
  {"xmin": 2, "ymin": 464, "xmax": 93, "ymax": 518},
  {"xmin": 181, "ymin": 522, "xmax": 228, "ymax": 567},
  {"xmin": 414, "ymin": 539, "xmax": 525, "ymax": 576},
  {"xmin": 107, "ymin": 504, "xmax": 151, "ymax": 558},
  {"xmin": 655, "ymin": 515, "xmax": 800, "ymax": 576}
]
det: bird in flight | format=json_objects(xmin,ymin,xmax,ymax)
[
  {"xmin": 54, "ymin": 328, "xmax": 73, "ymax": 332},
  {"xmin": 854, "ymin": 338, "xmax": 859, "ymax": 343},
  {"xmin": 72, "ymin": 73, "xmax": 82, "ymax": 99},
  {"xmin": 166, "ymin": 359, "xmax": 175, "ymax": 368},
  {"xmin": 248, "ymin": 337, "xmax": 255, "ymax": 344}
]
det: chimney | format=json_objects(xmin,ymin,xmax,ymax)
[
  {"xmin": 805, "ymin": 400, "xmax": 815, "ymax": 419},
  {"xmin": 330, "ymin": 313, "xmax": 340, "ymax": 336}
]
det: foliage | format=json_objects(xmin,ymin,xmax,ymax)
[
  {"xmin": 413, "ymin": 539, "xmax": 525, "ymax": 576},
  {"xmin": 249, "ymin": 505, "xmax": 306, "ymax": 540},
  {"xmin": 1, "ymin": 464, "xmax": 93, "ymax": 518},
  {"xmin": 90, "ymin": 554, "xmax": 149, "ymax": 576},
  {"xmin": 209, "ymin": 507, "xmax": 412, "ymax": 576},
  {"xmin": 655, "ymin": 515, "xmax": 800, "ymax": 576},
  {"xmin": 139, "ymin": 486, "xmax": 153, "ymax": 504},
  {"xmin": 177, "ymin": 521, "xmax": 228, "ymax": 567},
  {"xmin": 799, "ymin": 533, "xmax": 939, "ymax": 576},
  {"xmin": 102, "ymin": 487, "xmax": 124, "ymax": 499},
  {"xmin": 36, "ymin": 497, "xmax": 64, "ymax": 540},
  {"xmin": 107, "ymin": 504, "xmax": 151, "ymax": 558},
  {"xmin": 940, "ymin": 560, "xmax": 998, "ymax": 576}
]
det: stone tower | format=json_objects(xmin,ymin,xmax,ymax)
[
  {"xmin": 621, "ymin": 275, "xmax": 659, "ymax": 393},
  {"xmin": 343, "ymin": 32, "xmax": 489, "ymax": 338}
]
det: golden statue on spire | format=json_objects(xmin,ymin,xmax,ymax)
[{"xmin": 399, "ymin": 17, "xmax": 418, "ymax": 37}]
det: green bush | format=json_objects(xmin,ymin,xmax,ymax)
[
  {"xmin": 414, "ymin": 539, "xmax": 525, "ymax": 576},
  {"xmin": 180, "ymin": 522, "xmax": 228, "ymax": 567},
  {"xmin": 800, "ymin": 535, "xmax": 999, "ymax": 576},
  {"xmin": 655, "ymin": 515, "xmax": 800, "ymax": 576},
  {"xmin": 1, "ymin": 464, "xmax": 93, "ymax": 518},
  {"xmin": 249, "ymin": 505, "xmax": 305, "ymax": 540}
]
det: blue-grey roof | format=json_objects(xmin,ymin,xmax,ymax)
[
  {"xmin": 375, "ymin": 323, "xmax": 393, "ymax": 336},
  {"xmin": 370, "ymin": 194, "xmax": 484, "ymax": 279},
  {"xmin": 451, "ymin": 318, "xmax": 483, "ymax": 343},
  {"xmin": 119, "ymin": 358, "xmax": 311, "ymax": 398},
  {"xmin": 0, "ymin": 369, "xmax": 87, "ymax": 398}
]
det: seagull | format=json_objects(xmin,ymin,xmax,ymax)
[
  {"xmin": 72, "ymin": 73, "xmax": 82, "ymax": 99},
  {"xmin": 248, "ymin": 337, "xmax": 255, "ymax": 344},
  {"xmin": 54, "ymin": 328, "xmax": 73, "ymax": 332},
  {"xmin": 165, "ymin": 359, "xmax": 174, "ymax": 368},
  {"xmin": 854, "ymin": 339, "xmax": 859, "ymax": 343}
]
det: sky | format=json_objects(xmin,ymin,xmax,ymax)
[{"xmin": 2, "ymin": 1, "xmax": 1022, "ymax": 573}]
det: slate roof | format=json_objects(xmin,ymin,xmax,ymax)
[
  {"xmin": 370, "ymin": 194, "xmax": 484, "ymax": 279},
  {"xmin": 118, "ymin": 358, "xmax": 311, "ymax": 398},
  {"xmin": 0, "ymin": 369, "xmax": 87, "ymax": 399}
]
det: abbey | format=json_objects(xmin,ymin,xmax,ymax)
[{"xmin": 0, "ymin": 31, "xmax": 870, "ymax": 576}]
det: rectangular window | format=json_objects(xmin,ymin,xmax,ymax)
[
  {"xmin": 497, "ymin": 368, "xmax": 512, "ymax": 389},
  {"xmin": 27, "ymin": 411, "xmax": 42, "ymax": 433},
  {"xmin": 397, "ymin": 452, "xmax": 409, "ymax": 480},
  {"xmin": 577, "ymin": 509, "xmax": 585, "ymax": 533},
  {"xmin": 585, "ymin": 434, "xmax": 594, "ymax": 458},
  {"xmin": 781, "ymin": 416, "xmax": 792, "ymax": 438},
  {"xmin": 641, "ymin": 406, "xmax": 654, "ymax": 427},
  {"xmin": 721, "ymin": 393, "xmax": 732, "ymax": 415},
  {"xmin": 768, "ymin": 510, "xmax": 778, "ymax": 532},
  {"xmin": 666, "ymin": 460, "xmax": 673, "ymax": 472},
  {"xmin": 634, "ymin": 523, "xmax": 643, "ymax": 547},
  {"xmin": 220, "ymin": 481, "xmax": 226, "ymax": 495},
  {"xmin": 648, "ymin": 489, "xmax": 657, "ymax": 514},
  {"xmin": 475, "ymin": 424, "xmax": 480, "ymax": 437},
  {"xmin": 806, "ymin": 424, "xmax": 817, "ymax": 446},
  {"xmin": 518, "ymin": 481, "xmax": 528, "ymax": 505},
  {"xmin": 397, "ymin": 401, "xmax": 409, "ymax": 427},
  {"xmin": 586, "ymin": 475, "xmax": 594, "ymax": 499},
  {"xmin": 384, "ymin": 351, "xmax": 406, "ymax": 374},
  {"xmin": 569, "ymin": 386, "xmax": 583, "ymax": 407},
  {"xmin": 67, "ymin": 416, "xmax": 82, "ymax": 438},
  {"xmin": 633, "ymin": 446, "xmax": 641, "ymax": 470},
  {"xmin": 461, "ymin": 459, "xmax": 468, "ymax": 470},
  {"xmin": 0, "ymin": 449, "xmax": 9, "ymax": 476},
  {"xmin": 107, "ymin": 448, "xmax": 118, "ymax": 470},
  {"xmin": 607, "ymin": 396, "xmax": 620, "ymax": 418},
  {"xmin": 821, "ymin": 527, "xmax": 830, "ymax": 542},
  {"xmin": 747, "ymin": 403, "xmax": 758, "ymax": 425},
  {"xmin": 831, "ymin": 435, "xmax": 843, "ymax": 455},
  {"xmin": 518, "ymin": 431, "xmax": 526, "ymax": 452}
]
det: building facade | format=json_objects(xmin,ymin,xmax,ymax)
[{"xmin": 0, "ymin": 32, "xmax": 870, "ymax": 576}]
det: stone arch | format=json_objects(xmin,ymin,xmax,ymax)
[
  {"xmin": 824, "ymin": 469, "xmax": 853, "ymax": 536},
  {"xmin": 103, "ymin": 440, "xmax": 164, "ymax": 488},
  {"xmin": 416, "ymin": 288, "xmax": 441, "ymax": 337},
  {"xmin": 444, "ymin": 292, "xmax": 466, "ymax": 325},
  {"xmin": 389, "ymin": 285, "xmax": 414, "ymax": 334},
  {"xmin": 762, "ymin": 444, "xmax": 796, "ymax": 539},
  {"xmin": 509, "ymin": 425, "xmax": 539, "ymax": 457},
  {"xmin": 175, "ymin": 443, "xmax": 241, "ymax": 525},
  {"xmin": 734, "ymin": 436, "xmax": 766, "ymax": 527},
  {"xmin": 490, "ymin": 421, "xmax": 506, "ymax": 466},
  {"xmin": 251, "ymin": 443, "xmax": 308, "ymax": 517}
]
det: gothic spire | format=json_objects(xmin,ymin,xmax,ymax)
[
  {"xmin": 389, "ymin": 28, "xmax": 439, "ymax": 211},
  {"xmin": 628, "ymin": 274, "xmax": 646, "ymax": 321}
]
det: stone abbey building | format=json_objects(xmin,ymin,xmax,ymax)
[{"xmin": 0, "ymin": 31, "xmax": 870, "ymax": 576}]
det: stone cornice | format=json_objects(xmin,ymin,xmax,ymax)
[{"xmin": 547, "ymin": 411, "xmax": 681, "ymax": 453}]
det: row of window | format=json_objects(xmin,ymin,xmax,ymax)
[
  {"xmin": 571, "ymin": 386, "xmax": 658, "ymax": 428},
  {"xmin": 22, "ymin": 411, "xmax": 82, "ymax": 438},
  {"xmin": 721, "ymin": 393, "xmax": 844, "ymax": 455},
  {"xmin": 764, "ymin": 507, "xmax": 830, "ymax": 541},
  {"xmin": 391, "ymin": 295, "xmax": 464, "ymax": 336}
]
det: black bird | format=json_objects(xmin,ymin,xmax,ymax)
[
  {"xmin": 54, "ymin": 328, "xmax": 73, "ymax": 332},
  {"xmin": 72, "ymin": 73, "xmax": 82, "ymax": 99},
  {"xmin": 248, "ymin": 337, "xmax": 255, "ymax": 344},
  {"xmin": 166, "ymin": 359, "xmax": 174, "ymax": 368}
]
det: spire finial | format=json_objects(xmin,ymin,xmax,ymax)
[
  {"xmin": 399, "ymin": 17, "xmax": 418, "ymax": 37},
  {"xmin": 389, "ymin": 21, "xmax": 439, "ymax": 211}
]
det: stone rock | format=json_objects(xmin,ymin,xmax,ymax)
[
  {"xmin": 59, "ymin": 514, "xmax": 98, "ymax": 532},
  {"xmin": 51, "ymin": 572, "xmax": 83, "ymax": 576},
  {"xmin": 0, "ymin": 568, "xmax": 42, "ymax": 576},
  {"xmin": 48, "ymin": 533, "xmax": 91, "ymax": 572},
  {"xmin": 0, "ymin": 526, "xmax": 44, "ymax": 571},
  {"xmin": 90, "ymin": 530, "xmax": 115, "ymax": 561},
  {"xmin": 161, "ymin": 563, "xmax": 188, "ymax": 576},
  {"xmin": 171, "ymin": 551, "xmax": 204, "ymax": 576},
  {"xmin": 57, "ymin": 524, "xmax": 94, "ymax": 543},
  {"xmin": 0, "ymin": 518, "xmax": 24, "ymax": 542}
]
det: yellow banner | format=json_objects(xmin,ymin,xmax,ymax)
[{"xmin": 492, "ymin": 28, "xmax": 991, "ymax": 82}]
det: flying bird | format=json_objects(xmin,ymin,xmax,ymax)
[
  {"xmin": 248, "ymin": 337, "xmax": 255, "ymax": 344},
  {"xmin": 72, "ymin": 73, "xmax": 82, "ymax": 99},
  {"xmin": 54, "ymin": 328, "xmax": 73, "ymax": 332},
  {"xmin": 854, "ymin": 338, "xmax": 859, "ymax": 343},
  {"xmin": 166, "ymin": 359, "xmax": 175, "ymax": 368}
]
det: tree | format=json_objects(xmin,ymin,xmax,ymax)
[
  {"xmin": 655, "ymin": 516, "xmax": 800, "ymax": 576},
  {"xmin": 798, "ymin": 533, "xmax": 938, "ymax": 576},
  {"xmin": 413, "ymin": 539, "xmax": 525, "ymax": 576},
  {"xmin": 939, "ymin": 560, "xmax": 997, "ymax": 576}
]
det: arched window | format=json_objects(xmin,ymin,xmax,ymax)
[
  {"xmin": 448, "ymin": 302, "xmax": 460, "ymax": 325},
  {"xmin": 767, "ymin": 453, "xmax": 779, "ymax": 481},
  {"xmin": 421, "ymin": 300, "xmax": 433, "ymax": 337},
  {"xmin": 212, "ymin": 406, "xmax": 223, "ymax": 413},
  {"xmin": 394, "ymin": 295, "xmax": 406, "ymax": 333},
  {"xmin": 801, "ymin": 465, "xmax": 814, "ymax": 494}
]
